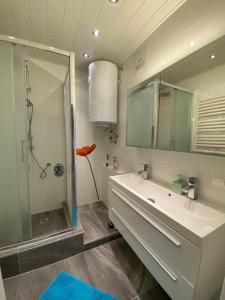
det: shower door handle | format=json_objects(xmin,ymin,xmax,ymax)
[
  {"xmin": 151, "ymin": 126, "xmax": 154, "ymax": 147},
  {"xmin": 21, "ymin": 139, "xmax": 26, "ymax": 162}
]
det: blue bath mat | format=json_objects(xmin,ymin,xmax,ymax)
[{"xmin": 39, "ymin": 271, "xmax": 119, "ymax": 300}]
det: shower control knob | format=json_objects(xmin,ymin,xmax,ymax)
[{"xmin": 54, "ymin": 163, "xmax": 64, "ymax": 177}]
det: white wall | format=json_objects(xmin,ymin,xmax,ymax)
[
  {"xmin": 104, "ymin": 0, "xmax": 225, "ymax": 208},
  {"xmin": 29, "ymin": 64, "xmax": 108, "ymax": 210},
  {"xmin": 122, "ymin": 0, "xmax": 225, "ymax": 90},
  {"xmin": 178, "ymin": 62, "xmax": 225, "ymax": 99},
  {"xmin": 75, "ymin": 70, "xmax": 108, "ymax": 206},
  {"xmin": 28, "ymin": 57, "xmax": 68, "ymax": 214}
]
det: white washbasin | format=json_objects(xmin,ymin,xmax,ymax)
[{"xmin": 110, "ymin": 173, "xmax": 225, "ymax": 239}]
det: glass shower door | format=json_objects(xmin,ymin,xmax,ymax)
[
  {"xmin": 171, "ymin": 89, "xmax": 192, "ymax": 152},
  {"xmin": 157, "ymin": 84, "xmax": 192, "ymax": 152},
  {"xmin": 126, "ymin": 83, "xmax": 157, "ymax": 148},
  {"xmin": 64, "ymin": 74, "xmax": 73, "ymax": 223},
  {"xmin": 0, "ymin": 40, "xmax": 30, "ymax": 247}
]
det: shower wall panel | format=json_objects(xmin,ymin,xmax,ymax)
[
  {"xmin": 64, "ymin": 74, "xmax": 73, "ymax": 218},
  {"xmin": 27, "ymin": 57, "xmax": 68, "ymax": 214},
  {"xmin": 0, "ymin": 41, "xmax": 25, "ymax": 245}
]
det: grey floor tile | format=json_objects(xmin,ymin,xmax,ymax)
[
  {"xmin": 91, "ymin": 201, "xmax": 117, "ymax": 234},
  {"xmin": 78, "ymin": 205, "xmax": 108, "ymax": 243},
  {"xmin": 32, "ymin": 208, "xmax": 68, "ymax": 238},
  {"xmin": 57, "ymin": 252, "xmax": 93, "ymax": 286},
  {"xmin": 4, "ymin": 239, "xmax": 139, "ymax": 300},
  {"xmin": 84, "ymin": 231, "xmax": 121, "ymax": 251},
  {"xmin": 19, "ymin": 233, "xmax": 83, "ymax": 273},
  {"xmin": 77, "ymin": 201, "xmax": 118, "ymax": 245},
  {"xmin": 4, "ymin": 232, "xmax": 167, "ymax": 300},
  {"xmin": 4, "ymin": 261, "xmax": 61, "ymax": 299},
  {"xmin": 84, "ymin": 241, "xmax": 138, "ymax": 300},
  {"xmin": 109, "ymin": 238, "xmax": 157, "ymax": 296},
  {"xmin": 140, "ymin": 285, "xmax": 171, "ymax": 300},
  {"xmin": 0, "ymin": 253, "xmax": 20, "ymax": 279},
  {"xmin": 3, "ymin": 235, "xmax": 166, "ymax": 300}
]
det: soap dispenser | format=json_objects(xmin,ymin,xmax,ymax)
[
  {"xmin": 113, "ymin": 157, "xmax": 119, "ymax": 171},
  {"xmin": 171, "ymin": 175, "xmax": 187, "ymax": 195}
]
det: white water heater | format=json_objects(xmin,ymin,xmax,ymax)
[{"xmin": 88, "ymin": 61, "xmax": 118, "ymax": 127}]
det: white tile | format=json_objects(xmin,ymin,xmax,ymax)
[
  {"xmin": 29, "ymin": 0, "xmax": 47, "ymax": 44},
  {"xmin": 28, "ymin": 56, "xmax": 68, "ymax": 214}
]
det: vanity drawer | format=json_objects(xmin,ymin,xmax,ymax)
[
  {"xmin": 109, "ymin": 186, "xmax": 201, "ymax": 285},
  {"xmin": 109, "ymin": 207, "xmax": 195, "ymax": 300}
]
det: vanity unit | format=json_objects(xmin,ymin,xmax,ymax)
[{"xmin": 108, "ymin": 173, "xmax": 225, "ymax": 300}]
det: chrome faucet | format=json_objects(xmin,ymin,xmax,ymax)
[
  {"xmin": 183, "ymin": 177, "xmax": 198, "ymax": 200},
  {"xmin": 138, "ymin": 164, "xmax": 151, "ymax": 180}
]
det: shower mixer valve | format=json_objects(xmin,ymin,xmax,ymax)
[{"xmin": 54, "ymin": 163, "xmax": 64, "ymax": 177}]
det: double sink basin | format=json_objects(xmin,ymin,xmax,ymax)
[
  {"xmin": 109, "ymin": 173, "xmax": 225, "ymax": 246},
  {"xmin": 109, "ymin": 173, "xmax": 225, "ymax": 300}
]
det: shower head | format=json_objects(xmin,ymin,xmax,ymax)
[{"xmin": 26, "ymin": 99, "xmax": 33, "ymax": 107}]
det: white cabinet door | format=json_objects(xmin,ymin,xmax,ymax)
[
  {"xmin": 109, "ymin": 207, "xmax": 195, "ymax": 300},
  {"xmin": 109, "ymin": 185, "xmax": 201, "ymax": 284}
]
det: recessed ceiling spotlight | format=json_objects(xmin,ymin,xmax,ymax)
[
  {"xmin": 209, "ymin": 53, "xmax": 216, "ymax": 59},
  {"xmin": 8, "ymin": 36, "xmax": 15, "ymax": 40},
  {"xmin": 189, "ymin": 40, "xmax": 195, "ymax": 47},
  {"xmin": 92, "ymin": 29, "xmax": 100, "ymax": 38},
  {"xmin": 109, "ymin": 0, "xmax": 119, "ymax": 4},
  {"xmin": 83, "ymin": 53, "xmax": 90, "ymax": 58}
]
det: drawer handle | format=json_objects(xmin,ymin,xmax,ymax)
[
  {"xmin": 111, "ymin": 188, "xmax": 181, "ymax": 247},
  {"xmin": 111, "ymin": 208, "xmax": 178, "ymax": 282}
]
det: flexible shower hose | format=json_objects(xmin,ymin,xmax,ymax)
[
  {"xmin": 27, "ymin": 103, "xmax": 50, "ymax": 179},
  {"xmin": 26, "ymin": 63, "xmax": 50, "ymax": 179}
]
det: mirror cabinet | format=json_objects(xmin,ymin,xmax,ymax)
[{"xmin": 126, "ymin": 35, "xmax": 225, "ymax": 156}]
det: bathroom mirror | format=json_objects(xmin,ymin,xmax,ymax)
[
  {"xmin": 126, "ymin": 74, "xmax": 160, "ymax": 148},
  {"xmin": 160, "ymin": 35, "xmax": 225, "ymax": 156},
  {"xmin": 126, "ymin": 35, "xmax": 225, "ymax": 157},
  {"xmin": 157, "ymin": 83, "xmax": 192, "ymax": 152}
]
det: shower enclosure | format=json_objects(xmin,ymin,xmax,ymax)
[{"xmin": 0, "ymin": 37, "xmax": 76, "ymax": 249}]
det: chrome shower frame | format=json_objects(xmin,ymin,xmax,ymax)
[{"xmin": 0, "ymin": 34, "xmax": 77, "ymax": 256}]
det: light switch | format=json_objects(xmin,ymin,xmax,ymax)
[{"xmin": 212, "ymin": 176, "xmax": 225, "ymax": 189}]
